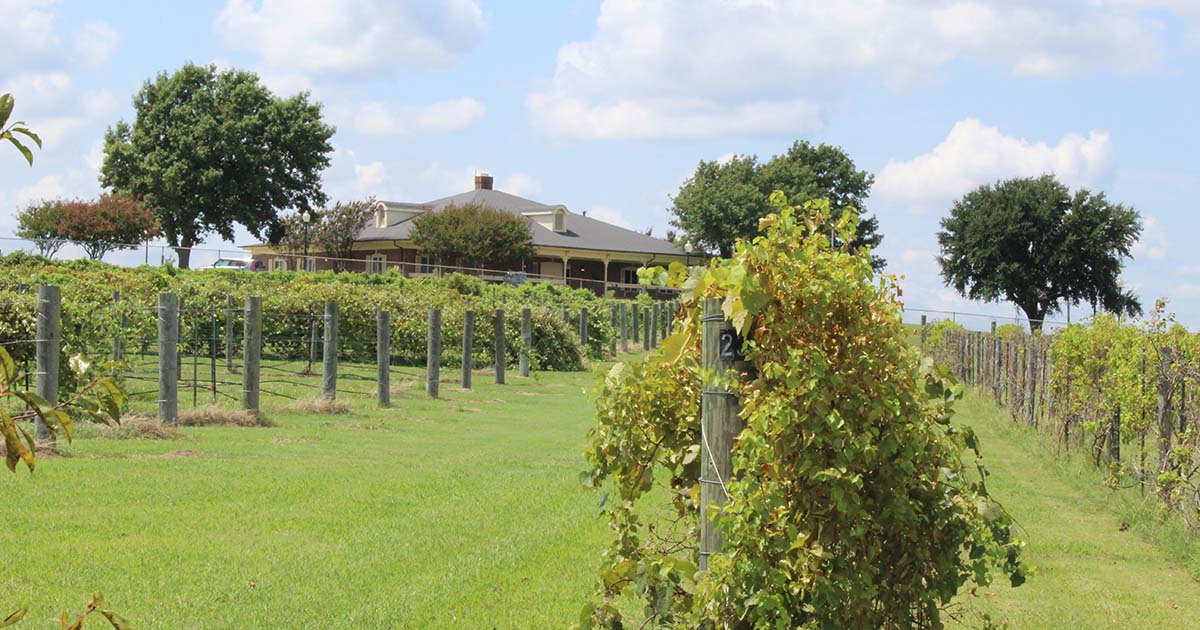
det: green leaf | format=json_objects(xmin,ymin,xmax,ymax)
[
  {"xmin": 6, "ymin": 136, "xmax": 33, "ymax": 166},
  {"xmin": 11, "ymin": 126, "xmax": 42, "ymax": 148},
  {"xmin": 0, "ymin": 347, "xmax": 15, "ymax": 384},
  {"xmin": 0, "ymin": 94, "xmax": 13, "ymax": 128},
  {"xmin": 0, "ymin": 606, "xmax": 27, "ymax": 628}
]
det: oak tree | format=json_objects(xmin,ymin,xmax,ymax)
[
  {"xmin": 937, "ymin": 174, "xmax": 1142, "ymax": 331},
  {"xmin": 100, "ymin": 63, "xmax": 334, "ymax": 268}
]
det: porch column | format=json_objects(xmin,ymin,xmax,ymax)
[
  {"xmin": 602, "ymin": 256, "xmax": 611, "ymax": 295},
  {"xmin": 561, "ymin": 253, "xmax": 570, "ymax": 287}
]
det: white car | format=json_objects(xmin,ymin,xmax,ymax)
[{"xmin": 199, "ymin": 257, "xmax": 250, "ymax": 271}]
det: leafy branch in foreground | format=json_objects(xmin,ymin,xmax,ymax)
[
  {"xmin": 1, "ymin": 347, "xmax": 130, "ymax": 628},
  {"xmin": 0, "ymin": 94, "xmax": 41, "ymax": 166}
]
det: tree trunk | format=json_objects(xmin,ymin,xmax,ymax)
[{"xmin": 175, "ymin": 236, "xmax": 194, "ymax": 269}]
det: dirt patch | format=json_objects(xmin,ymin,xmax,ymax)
[
  {"xmin": 180, "ymin": 406, "xmax": 273, "ymax": 427},
  {"xmin": 457, "ymin": 407, "xmax": 484, "ymax": 413},
  {"xmin": 283, "ymin": 398, "xmax": 350, "ymax": 415},
  {"xmin": 0, "ymin": 440, "xmax": 63, "ymax": 461},
  {"xmin": 135, "ymin": 449, "xmax": 200, "ymax": 459},
  {"xmin": 513, "ymin": 391, "xmax": 542, "ymax": 397},
  {"xmin": 404, "ymin": 416, "xmax": 434, "ymax": 423}
]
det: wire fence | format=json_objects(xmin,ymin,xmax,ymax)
[{"xmin": 0, "ymin": 289, "xmax": 680, "ymax": 419}]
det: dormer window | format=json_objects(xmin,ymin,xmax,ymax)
[
  {"xmin": 375, "ymin": 202, "xmax": 387, "ymax": 228},
  {"xmin": 553, "ymin": 207, "xmax": 565, "ymax": 233}
]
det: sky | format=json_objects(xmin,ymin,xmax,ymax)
[{"xmin": 2, "ymin": 0, "xmax": 1199, "ymax": 329}]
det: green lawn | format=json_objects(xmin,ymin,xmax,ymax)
[
  {"xmin": 5, "ymin": 359, "xmax": 1200, "ymax": 628},
  {"xmin": 3, "ymin": 362, "xmax": 610, "ymax": 628},
  {"xmin": 952, "ymin": 389, "xmax": 1200, "ymax": 628}
]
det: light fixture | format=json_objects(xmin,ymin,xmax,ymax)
[
  {"xmin": 302, "ymin": 210, "xmax": 311, "ymax": 223},
  {"xmin": 684, "ymin": 241, "xmax": 693, "ymax": 254}
]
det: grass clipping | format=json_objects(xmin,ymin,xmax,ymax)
[
  {"xmin": 284, "ymin": 398, "xmax": 350, "ymax": 415},
  {"xmin": 179, "ymin": 405, "xmax": 274, "ymax": 427},
  {"xmin": 77, "ymin": 414, "xmax": 185, "ymax": 440}
]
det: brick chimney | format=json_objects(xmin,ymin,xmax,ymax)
[{"xmin": 474, "ymin": 173, "xmax": 493, "ymax": 190}]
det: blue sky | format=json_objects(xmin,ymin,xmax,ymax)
[{"xmin": 2, "ymin": 0, "xmax": 1199, "ymax": 328}]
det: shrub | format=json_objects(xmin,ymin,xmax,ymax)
[{"xmin": 581, "ymin": 195, "xmax": 1023, "ymax": 628}]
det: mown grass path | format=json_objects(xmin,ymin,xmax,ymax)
[
  {"xmin": 6, "ymin": 361, "xmax": 1200, "ymax": 628},
  {"xmin": 954, "ymin": 390, "xmax": 1200, "ymax": 628},
  {"xmin": 2, "ymin": 364, "xmax": 608, "ymax": 628}
]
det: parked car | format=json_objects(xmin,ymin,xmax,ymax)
[{"xmin": 199, "ymin": 257, "xmax": 250, "ymax": 271}]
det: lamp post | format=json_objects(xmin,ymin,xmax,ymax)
[
  {"xmin": 301, "ymin": 210, "xmax": 311, "ymax": 271},
  {"xmin": 684, "ymin": 240, "xmax": 693, "ymax": 267}
]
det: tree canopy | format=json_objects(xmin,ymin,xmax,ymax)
[
  {"xmin": 937, "ymin": 174, "xmax": 1142, "ymax": 330},
  {"xmin": 410, "ymin": 203, "xmax": 534, "ymax": 269},
  {"xmin": 15, "ymin": 199, "xmax": 69, "ymax": 258},
  {"xmin": 99, "ymin": 63, "xmax": 334, "ymax": 268},
  {"xmin": 58, "ymin": 193, "xmax": 159, "ymax": 260},
  {"xmin": 669, "ymin": 140, "xmax": 883, "ymax": 266}
]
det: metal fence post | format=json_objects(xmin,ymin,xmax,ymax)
[
  {"xmin": 156, "ymin": 292, "xmax": 178, "ymax": 426},
  {"xmin": 609, "ymin": 305, "xmax": 618, "ymax": 357},
  {"xmin": 699, "ymin": 298, "xmax": 743, "ymax": 570},
  {"xmin": 462, "ymin": 310, "xmax": 474, "ymax": 389},
  {"xmin": 322, "ymin": 301, "xmax": 338, "ymax": 400},
  {"xmin": 242, "ymin": 296, "xmax": 261, "ymax": 414},
  {"xmin": 520, "ymin": 307, "xmax": 532, "ymax": 377},
  {"xmin": 426, "ymin": 308, "xmax": 441, "ymax": 398},
  {"xmin": 495, "ymin": 308, "xmax": 506, "ymax": 384},
  {"xmin": 34, "ymin": 285, "xmax": 61, "ymax": 441},
  {"xmin": 377, "ymin": 310, "xmax": 390, "ymax": 407}
]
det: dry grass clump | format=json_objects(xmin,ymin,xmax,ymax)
[
  {"xmin": 77, "ymin": 414, "xmax": 187, "ymax": 440},
  {"xmin": 284, "ymin": 397, "xmax": 350, "ymax": 415},
  {"xmin": 179, "ymin": 405, "xmax": 274, "ymax": 427}
]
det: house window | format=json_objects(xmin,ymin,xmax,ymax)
[
  {"xmin": 300, "ymin": 257, "xmax": 315, "ymax": 272},
  {"xmin": 553, "ymin": 209, "xmax": 565, "ymax": 232},
  {"xmin": 622, "ymin": 268, "xmax": 639, "ymax": 285},
  {"xmin": 272, "ymin": 256, "xmax": 287, "ymax": 271},
  {"xmin": 375, "ymin": 203, "xmax": 387, "ymax": 228},
  {"xmin": 418, "ymin": 255, "xmax": 435, "ymax": 274},
  {"xmin": 369, "ymin": 253, "xmax": 386, "ymax": 274}
]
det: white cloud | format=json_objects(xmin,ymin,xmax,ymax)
[
  {"xmin": 353, "ymin": 161, "xmax": 387, "ymax": 192},
  {"xmin": 584, "ymin": 207, "xmax": 634, "ymax": 230},
  {"xmin": 74, "ymin": 21, "xmax": 120, "ymax": 66},
  {"xmin": 1132, "ymin": 215, "xmax": 1168, "ymax": 261},
  {"xmin": 897, "ymin": 249, "xmax": 941, "ymax": 277},
  {"xmin": 874, "ymin": 119, "xmax": 1114, "ymax": 211},
  {"xmin": 1, "ymin": 0, "xmax": 59, "ymax": 72},
  {"xmin": 81, "ymin": 89, "xmax": 118, "ymax": 120},
  {"xmin": 0, "ymin": 72, "xmax": 72, "ymax": 110},
  {"xmin": 530, "ymin": 0, "xmax": 1176, "ymax": 140},
  {"xmin": 214, "ymin": 0, "xmax": 486, "ymax": 76},
  {"xmin": 27, "ymin": 116, "xmax": 87, "ymax": 149},
  {"xmin": 336, "ymin": 97, "xmax": 485, "ymax": 136},
  {"xmin": 500, "ymin": 173, "xmax": 541, "ymax": 198},
  {"xmin": 84, "ymin": 140, "xmax": 104, "ymax": 173}
]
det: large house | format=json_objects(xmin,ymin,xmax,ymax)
[{"xmin": 244, "ymin": 174, "xmax": 688, "ymax": 295}]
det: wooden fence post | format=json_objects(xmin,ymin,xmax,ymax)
[
  {"xmin": 111, "ymin": 291, "xmax": 123, "ymax": 362},
  {"xmin": 322, "ymin": 301, "xmax": 338, "ymax": 400},
  {"xmin": 377, "ymin": 310, "xmax": 390, "ymax": 407},
  {"xmin": 34, "ymin": 285, "xmax": 62, "ymax": 440},
  {"xmin": 633, "ymin": 303, "xmax": 640, "ymax": 343},
  {"xmin": 520, "ymin": 307, "xmax": 532, "ymax": 377},
  {"xmin": 643, "ymin": 308, "xmax": 651, "ymax": 350},
  {"xmin": 609, "ymin": 304, "xmax": 618, "ymax": 357},
  {"xmin": 699, "ymin": 298, "xmax": 744, "ymax": 571},
  {"xmin": 650, "ymin": 302, "xmax": 659, "ymax": 349},
  {"xmin": 462, "ymin": 310, "xmax": 474, "ymax": 389},
  {"xmin": 494, "ymin": 308, "xmax": 506, "ymax": 384},
  {"xmin": 579, "ymin": 306, "xmax": 589, "ymax": 350},
  {"xmin": 156, "ymin": 292, "xmax": 178, "ymax": 426},
  {"xmin": 426, "ymin": 308, "xmax": 441, "ymax": 398},
  {"xmin": 242, "ymin": 296, "xmax": 261, "ymax": 415},
  {"xmin": 620, "ymin": 303, "xmax": 628, "ymax": 353}
]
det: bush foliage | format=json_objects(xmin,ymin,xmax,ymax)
[
  {"xmin": 0, "ymin": 256, "xmax": 630, "ymax": 372},
  {"xmin": 582, "ymin": 196, "xmax": 1023, "ymax": 628}
]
